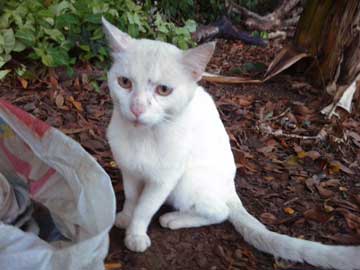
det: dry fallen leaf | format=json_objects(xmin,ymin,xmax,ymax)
[
  {"xmin": 105, "ymin": 263, "xmax": 122, "ymax": 270},
  {"xmin": 68, "ymin": 96, "xmax": 84, "ymax": 112},
  {"xmin": 55, "ymin": 94, "xmax": 65, "ymax": 108},
  {"xmin": 263, "ymin": 44, "xmax": 311, "ymax": 81},
  {"xmin": 330, "ymin": 160, "xmax": 355, "ymax": 175},
  {"xmin": 284, "ymin": 207, "xmax": 295, "ymax": 215},
  {"xmin": 303, "ymin": 207, "xmax": 332, "ymax": 223},
  {"xmin": 316, "ymin": 185, "xmax": 334, "ymax": 198},
  {"xmin": 306, "ymin": 150, "xmax": 321, "ymax": 160},
  {"xmin": 18, "ymin": 77, "xmax": 28, "ymax": 89},
  {"xmin": 260, "ymin": 212, "xmax": 277, "ymax": 225}
]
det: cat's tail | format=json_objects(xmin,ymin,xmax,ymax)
[{"xmin": 227, "ymin": 197, "xmax": 360, "ymax": 270}]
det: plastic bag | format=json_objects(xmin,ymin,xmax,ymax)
[{"xmin": 0, "ymin": 100, "xmax": 116, "ymax": 270}]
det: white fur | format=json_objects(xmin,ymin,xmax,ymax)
[{"xmin": 103, "ymin": 17, "xmax": 360, "ymax": 269}]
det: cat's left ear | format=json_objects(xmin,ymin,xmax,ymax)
[
  {"xmin": 102, "ymin": 16, "xmax": 133, "ymax": 53},
  {"xmin": 182, "ymin": 42, "xmax": 216, "ymax": 81}
]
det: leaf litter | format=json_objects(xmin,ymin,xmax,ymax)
[{"xmin": 0, "ymin": 38, "xmax": 359, "ymax": 269}]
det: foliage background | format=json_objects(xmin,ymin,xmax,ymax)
[{"xmin": 0, "ymin": 0, "xmax": 277, "ymax": 79}]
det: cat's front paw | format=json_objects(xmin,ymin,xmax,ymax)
[
  {"xmin": 125, "ymin": 233, "xmax": 151, "ymax": 252},
  {"xmin": 115, "ymin": 212, "xmax": 131, "ymax": 229}
]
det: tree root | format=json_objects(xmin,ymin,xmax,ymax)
[{"xmin": 225, "ymin": 0, "xmax": 302, "ymax": 34}]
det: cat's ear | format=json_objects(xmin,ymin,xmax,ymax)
[
  {"xmin": 102, "ymin": 16, "xmax": 132, "ymax": 53},
  {"xmin": 182, "ymin": 42, "xmax": 216, "ymax": 81}
]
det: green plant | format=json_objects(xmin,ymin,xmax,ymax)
[{"xmin": 0, "ymin": 0, "xmax": 197, "ymax": 79}]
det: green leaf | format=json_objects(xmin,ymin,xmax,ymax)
[
  {"xmin": 44, "ymin": 28, "xmax": 65, "ymax": 43},
  {"xmin": 41, "ymin": 47, "xmax": 69, "ymax": 67},
  {"xmin": 56, "ymin": 14, "xmax": 79, "ymax": 29},
  {"xmin": 49, "ymin": 1, "xmax": 73, "ymax": 16},
  {"xmin": 13, "ymin": 41, "xmax": 26, "ymax": 52},
  {"xmin": 15, "ymin": 27, "xmax": 35, "ymax": 46},
  {"xmin": 184, "ymin": 20, "xmax": 197, "ymax": 33},
  {"xmin": 0, "ymin": 56, "xmax": 6, "ymax": 68},
  {"xmin": 0, "ymin": 13, "xmax": 11, "ymax": 29},
  {"xmin": 2, "ymin": 29, "xmax": 15, "ymax": 54},
  {"xmin": 79, "ymin": 44, "xmax": 90, "ymax": 51},
  {"xmin": 0, "ymin": 69, "xmax": 11, "ymax": 80}
]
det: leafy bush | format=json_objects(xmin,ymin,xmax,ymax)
[{"xmin": 0, "ymin": 0, "xmax": 197, "ymax": 78}]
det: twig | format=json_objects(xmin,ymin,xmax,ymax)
[
  {"xmin": 266, "ymin": 107, "xmax": 291, "ymax": 121},
  {"xmin": 259, "ymin": 123, "xmax": 327, "ymax": 141}
]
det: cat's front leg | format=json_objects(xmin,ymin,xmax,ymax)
[
  {"xmin": 115, "ymin": 171, "xmax": 142, "ymax": 229},
  {"xmin": 125, "ymin": 181, "xmax": 174, "ymax": 252}
]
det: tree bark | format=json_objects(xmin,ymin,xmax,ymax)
[{"xmin": 294, "ymin": 0, "xmax": 360, "ymax": 94}]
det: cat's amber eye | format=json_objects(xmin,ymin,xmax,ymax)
[
  {"xmin": 156, "ymin": 85, "xmax": 173, "ymax": 96},
  {"xmin": 117, "ymin": 76, "xmax": 132, "ymax": 90}
]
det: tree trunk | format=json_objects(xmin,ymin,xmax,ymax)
[{"xmin": 294, "ymin": 0, "xmax": 360, "ymax": 95}]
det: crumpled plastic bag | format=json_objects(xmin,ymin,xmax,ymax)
[
  {"xmin": 0, "ymin": 100, "xmax": 116, "ymax": 270},
  {"xmin": 0, "ymin": 172, "xmax": 37, "ymax": 233}
]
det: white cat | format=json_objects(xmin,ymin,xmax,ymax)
[{"xmin": 102, "ymin": 17, "xmax": 360, "ymax": 270}]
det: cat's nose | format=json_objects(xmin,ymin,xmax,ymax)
[{"xmin": 130, "ymin": 104, "xmax": 145, "ymax": 118}]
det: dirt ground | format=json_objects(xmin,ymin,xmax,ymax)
[{"xmin": 1, "ymin": 39, "xmax": 359, "ymax": 270}]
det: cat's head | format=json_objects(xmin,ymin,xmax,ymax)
[{"xmin": 102, "ymin": 17, "xmax": 215, "ymax": 127}]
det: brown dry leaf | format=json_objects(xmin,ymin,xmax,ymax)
[
  {"xmin": 233, "ymin": 149, "xmax": 257, "ymax": 173},
  {"xmin": 105, "ymin": 263, "xmax": 122, "ymax": 270},
  {"xmin": 330, "ymin": 160, "xmax": 355, "ymax": 175},
  {"xmin": 303, "ymin": 207, "xmax": 332, "ymax": 223},
  {"xmin": 68, "ymin": 96, "xmax": 84, "ymax": 112},
  {"xmin": 202, "ymin": 72, "xmax": 262, "ymax": 84},
  {"xmin": 293, "ymin": 144, "xmax": 303, "ymax": 153},
  {"xmin": 306, "ymin": 150, "xmax": 321, "ymax": 160},
  {"xmin": 347, "ymin": 131, "xmax": 360, "ymax": 142},
  {"xmin": 324, "ymin": 233, "xmax": 360, "ymax": 245},
  {"xmin": 324, "ymin": 204, "xmax": 334, "ymax": 213},
  {"xmin": 257, "ymin": 145, "xmax": 275, "ymax": 155},
  {"xmin": 321, "ymin": 179, "xmax": 341, "ymax": 188},
  {"xmin": 264, "ymin": 175, "xmax": 275, "ymax": 181},
  {"xmin": 316, "ymin": 185, "xmax": 334, "ymax": 198},
  {"xmin": 109, "ymin": 161, "xmax": 117, "ymax": 168},
  {"xmin": 339, "ymin": 186, "xmax": 348, "ymax": 192},
  {"xmin": 233, "ymin": 95, "xmax": 255, "ymax": 107},
  {"xmin": 340, "ymin": 209, "xmax": 360, "ymax": 230},
  {"xmin": 297, "ymin": 151, "xmax": 307, "ymax": 159},
  {"xmin": 113, "ymin": 182, "xmax": 123, "ymax": 193},
  {"xmin": 263, "ymin": 44, "xmax": 311, "ymax": 82},
  {"xmin": 17, "ymin": 77, "xmax": 28, "ymax": 89},
  {"xmin": 48, "ymin": 70, "xmax": 59, "ymax": 90},
  {"xmin": 55, "ymin": 94, "xmax": 64, "ymax": 108},
  {"xmin": 260, "ymin": 212, "xmax": 277, "ymax": 225},
  {"xmin": 283, "ymin": 207, "xmax": 295, "ymax": 215},
  {"xmin": 74, "ymin": 77, "xmax": 81, "ymax": 91},
  {"xmin": 287, "ymin": 155, "xmax": 299, "ymax": 166}
]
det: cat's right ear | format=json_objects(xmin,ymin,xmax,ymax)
[
  {"xmin": 182, "ymin": 42, "xmax": 216, "ymax": 82},
  {"xmin": 102, "ymin": 17, "xmax": 132, "ymax": 53}
]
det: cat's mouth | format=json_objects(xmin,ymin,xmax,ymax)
[{"xmin": 131, "ymin": 118, "xmax": 147, "ymax": 128}]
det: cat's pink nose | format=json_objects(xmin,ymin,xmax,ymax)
[{"xmin": 130, "ymin": 104, "xmax": 145, "ymax": 117}]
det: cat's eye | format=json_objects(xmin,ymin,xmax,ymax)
[
  {"xmin": 117, "ymin": 76, "xmax": 132, "ymax": 90},
  {"xmin": 155, "ymin": 85, "xmax": 173, "ymax": 96}
]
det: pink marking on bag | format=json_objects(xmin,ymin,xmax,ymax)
[
  {"xmin": 0, "ymin": 99, "xmax": 50, "ymax": 138},
  {"xmin": 0, "ymin": 140, "xmax": 31, "ymax": 178},
  {"xmin": 0, "ymin": 140, "xmax": 56, "ymax": 195}
]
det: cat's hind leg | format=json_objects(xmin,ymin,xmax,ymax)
[{"xmin": 160, "ymin": 199, "xmax": 229, "ymax": 230}]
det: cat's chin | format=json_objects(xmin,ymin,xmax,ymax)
[{"xmin": 129, "ymin": 118, "xmax": 156, "ymax": 128}]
